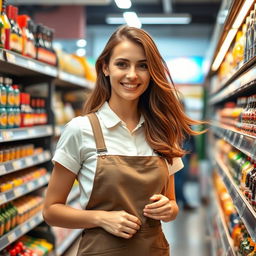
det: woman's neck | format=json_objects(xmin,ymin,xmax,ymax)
[{"xmin": 108, "ymin": 99, "xmax": 140, "ymax": 131}]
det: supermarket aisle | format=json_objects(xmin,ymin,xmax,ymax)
[
  {"xmin": 63, "ymin": 181, "xmax": 211, "ymax": 256},
  {"xmin": 163, "ymin": 182, "xmax": 211, "ymax": 255}
]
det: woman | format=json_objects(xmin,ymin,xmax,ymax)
[{"xmin": 43, "ymin": 25, "xmax": 204, "ymax": 255}]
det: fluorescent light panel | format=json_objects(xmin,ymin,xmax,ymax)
[
  {"xmin": 114, "ymin": 0, "xmax": 131, "ymax": 9},
  {"xmin": 211, "ymin": 0, "xmax": 254, "ymax": 71},
  {"xmin": 123, "ymin": 12, "xmax": 141, "ymax": 28},
  {"xmin": 106, "ymin": 14, "xmax": 191, "ymax": 25}
]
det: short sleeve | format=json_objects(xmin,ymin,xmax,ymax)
[
  {"xmin": 168, "ymin": 157, "xmax": 183, "ymax": 175},
  {"xmin": 52, "ymin": 119, "xmax": 83, "ymax": 175}
]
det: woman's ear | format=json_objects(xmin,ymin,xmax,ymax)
[{"xmin": 102, "ymin": 64, "xmax": 109, "ymax": 77}]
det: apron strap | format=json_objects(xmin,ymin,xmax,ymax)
[{"xmin": 87, "ymin": 113, "xmax": 108, "ymax": 154}]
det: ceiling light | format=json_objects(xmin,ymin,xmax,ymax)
[
  {"xmin": 114, "ymin": 0, "xmax": 131, "ymax": 9},
  {"xmin": 76, "ymin": 39, "xmax": 87, "ymax": 48},
  {"xmin": 106, "ymin": 13, "xmax": 191, "ymax": 25},
  {"xmin": 123, "ymin": 12, "xmax": 142, "ymax": 28},
  {"xmin": 211, "ymin": 0, "xmax": 254, "ymax": 71},
  {"xmin": 76, "ymin": 48, "xmax": 86, "ymax": 56}
]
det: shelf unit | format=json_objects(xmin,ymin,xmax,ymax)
[
  {"xmin": 213, "ymin": 155, "xmax": 256, "ymax": 242},
  {"xmin": 0, "ymin": 150, "xmax": 51, "ymax": 175},
  {"xmin": 0, "ymin": 212, "xmax": 43, "ymax": 251},
  {"xmin": 211, "ymin": 182, "xmax": 236, "ymax": 256},
  {"xmin": 207, "ymin": 0, "xmax": 256, "ymax": 253},
  {"xmin": 211, "ymin": 122, "xmax": 256, "ymax": 161},
  {"xmin": 0, "ymin": 45, "xmax": 93, "ymax": 253}
]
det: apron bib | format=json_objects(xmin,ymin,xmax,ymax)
[{"xmin": 77, "ymin": 113, "xmax": 170, "ymax": 256}]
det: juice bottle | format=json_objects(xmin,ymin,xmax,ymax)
[
  {"xmin": 1, "ymin": 0, "xmax": 10, "ymax": 50},
  {"xmin": 0, "ymin": 76, "xmax": 7, "ymax": 107},
  {"xmin": 0, "ymin": 0, "xmax": 4, "ymax": 48}
]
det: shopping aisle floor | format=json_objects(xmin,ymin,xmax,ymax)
[{"xmin": 63, "ymin": 181, "xmax": 211, "ymax": 256}]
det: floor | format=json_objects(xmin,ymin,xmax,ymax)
[{"xmin": 63, "ymin": 181, "xmax": 211, "ymax": 256}]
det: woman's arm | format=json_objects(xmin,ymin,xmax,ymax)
[
  {"xmin": 43, "ymin": 162, "xmax": 102, "ymax": 229},
  {"xmin": 43, "ymin": 162, "xmax": 141, "ymax": 238},
  {"xmin": 143, "ymin": 175, "xmax": 179, "ymax": 222}
]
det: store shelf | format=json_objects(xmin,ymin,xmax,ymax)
[
  {"xmin": 0, "ymin": 49, "xmax": 4, "ymax": 61},
  {"xmin": 55, "ymin": 71, "xmax": 94, "ymax": 90},
  {"xmin": 212, "ymin": 184, "xmax": 236, "ymax": 256},
  {"xmin": 209, "ymin": 61, "xmax": 256, "ymax": 105},
  {"xmin": 0, "ymin": 150, "xmax": 51, "ymax": 176},
  {"xmin": 1, "ymin": 50, "xmax": 57, "ymax": 78},
  {"xmin": 211, "ymin": 122, "xmax": 256, "ymax": 161},
  {"xmin": 0, "ymin": 173, "xmax": 50, "ymax": 205},
  {"xmin": 0, "ymin": 125, "xmax": 53, "ymax": 143},
  {"xmin": 214, "ymin": 155, "xmax": 256, "ymax": 242},
  {"xmin": 55, "ymin": 229, "xmax": 82, "ymax": 256},
  {"xmin": 0, "ymin": 212, "xmax": 43, "ymax": 251}
]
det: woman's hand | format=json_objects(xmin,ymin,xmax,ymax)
[
  {"xmin": 98, "ymin": 210, "xmax": 141, "ymax": 239},
  {"xmin": 143, "ymin": 194, "xmax": 179, "ymax": 222}
]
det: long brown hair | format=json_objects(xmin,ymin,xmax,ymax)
[{"xmin": 84, "ymin": 25, "xmax": 205, "ymax": 164}]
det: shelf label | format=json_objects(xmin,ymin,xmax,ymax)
[
  {"xmin": 25, "ymin": 157, "xmax": 33, "ymax": 166},
  {"xmin": 2, "ymin": 131, "xmax": 13, "ymax": 140},
  {"xmin": 38, "ymin": 154, "xmax": 44, "ymax": 162},
  {"xmin": 0, "ymin": 165, "xmax": 6, "ymax": 175},
  {"xmin": 8, "ymin": 232, "xmax": 17, "ymax": 243},
  {"xmin": 21, "ymin": 224, "xmax": 29, "ymax": 234},
  {"xmin": 6, "ymin": 52, "xmax": 16, "ymax": 64},
  {"xmin": 29, "ymin": 218, "xmax": 36, "ymax": 227},
  {"xmin": 0, "ymin": 194, "xmax": 6, "ymax": 204},
  {"xmin": 14, "ymin": 187, "xmax": 23, "ymax": 197},
  {"xmin": 38, "ymin": 177, "xmax": 45, "ymax": 186},
  {"xmin": 28, "ymin": 60, "xmax": 36, "ymax": 70},
  {"xmin": 13, "ymin": 160, "xmax": 21, "ymax": 170},
  {"xmin": 27, "ymin": 182, "xmax": 35, "ymax": 191}
]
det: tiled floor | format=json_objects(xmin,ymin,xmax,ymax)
[{"xmin": 63, "ymin": 181, "xmax": 211, "ymax": 256}]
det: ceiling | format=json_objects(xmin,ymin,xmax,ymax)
[{"xmin": 12, "ymin": 0, "xmax": 222, "ymax": 26}]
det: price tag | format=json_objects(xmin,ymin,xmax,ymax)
[
  {"xmin": 38, "ymin": 178, "xmax": 45, "ymax": 186},
  {"xmin": 21, "ymin": 224, "xmax": 29, "ymax": 233},
  {"xmin": 6, "ymin": 52, "xmax": 16, "ymax": 64},
  {"xmin": 8, "ymin": 232, "xmax": 17, "ymax": 243},
  {"xmin": 2, "ymin": 131, "xmax": 12, "ymax": 140},
  {"xmin": 28, "ymin": 60, "xmax": 36, "ymax": 70},
  {"xmin": 47, "ymin": 126, "xmax": 52, "ymax": 134},
  {"xmin": 14, "ymin": 187, "xmax": 23, "ymax": 197},
  {"xmin": 13, "ymin": 160, "xmax": 21, "ymax": 170},
  {"xmin": 45, "ymin": 151, "xmax": 51, "ymax": 159},
  {"xmin": 237, "ymin": 135, "xmax": 244, "ymax": 148},
  {"xmin": 0, "ymin": 194, "xmax": 6, "ymax": 204},
  {"xmin": 25, "ymin": 157, "xmax": 33, "ymax": 166},
  {"xmin": 27, "ymin": 182, "xmax": 35, "ymax": 191},
  {"xmin": 27, "ymin": 128, "xmax": 34, "ymax": 136},
  {"xmin": 0, "ymin": 165, "xmax": 6, "ymax": 175},
  {"xmin": 38, "ymin": 154, "xmax": 44, "ymax": 162},
  {"xmin": 29, "ymin": 218, "xmax": 36, "ymax": 227}
]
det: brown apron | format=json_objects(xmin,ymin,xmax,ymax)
[{"xmin": 77, "ymin": 113, "xmax": 170, "ymax": 256}]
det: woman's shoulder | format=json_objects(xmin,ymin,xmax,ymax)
[{"xmin": 64, "ymin": 115, "xmax": 91, "ymax": 133}]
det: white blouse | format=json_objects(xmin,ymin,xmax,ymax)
[{"xmin": 52, "ymin": 102, "xmax": 183, "ymax": 209}]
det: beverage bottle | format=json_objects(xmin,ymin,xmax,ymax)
[{"xmin": 1, "ymin": 0, "xmax": 10, "ymax": 50}]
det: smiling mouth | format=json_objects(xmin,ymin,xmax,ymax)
[{"xmin": 121, "ymin": 83, "xmax": 140, "ymax": 89}]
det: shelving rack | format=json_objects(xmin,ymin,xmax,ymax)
[
  {"xmin": 207, "ymin": 0, "xmax": 256, "ymax": 254},
  {"xmin": 0, "ymin": 46, "xmax": 92, "ymax": 254}
]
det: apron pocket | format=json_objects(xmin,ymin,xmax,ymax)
[{"xmin": 77, "ymin": 228, "xmax": 126, "ymax": 255}]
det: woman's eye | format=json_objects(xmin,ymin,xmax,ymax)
[
  {"xmin": 139, "ymin": 63, "xmax": 148, "ymax": 69},
  {"xmin": 115, "ymin": 62, "xmax": 127, "ymax": 68}
]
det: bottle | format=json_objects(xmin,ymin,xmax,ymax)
[
  {"xmin": 0, "ymin": 76, "xmax": 7, "ymax": 107},
  {"xmin": 240, "ymin": 158, "xmax": 254, "ymax": 192},
  {"xmin": 1, "ymin": 0, "xmax": 10, "ymax": 50},
  {"xmin": 17, "ymin": 14, "xmax": 29, "ymax": 57},
  {"xmin": 245, "ymin": 163, "xmax": 256, "ymax": 198},
  {"xmin": 0, "ymin": 106, "xmax": 7, "ymax": 128},
  {"xmin": 5, "ymin": 77, "xmax": 14, "ymax": 108},
  {"xmin": 27, "ymin": 19, "xmax": 36, "ymax": 58},
  {"xmin": 0, "ymin": 0, "xmax": 4, "ymax": 48}
]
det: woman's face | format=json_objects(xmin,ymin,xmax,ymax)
[{"xmin": 103, "ymin": 39, "xmax": 150, "ymax": 105}]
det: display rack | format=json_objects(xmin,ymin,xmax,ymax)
[
  {"xmin": 0, "ymin": 150, "xmax": 51, "ymax": 175},
  {"xmin": 0, "ymin": 212, "xmax": 43, "ymax": 251},
  {"xmin": 211, "ymin": 122, "xmax": 256, "ymax": 161},
  {"xmin": 0, "ymin": 126, "xmax": 53, "ymax": 142},
  {"xmin": 213, "ymin": 155, "xmax": 256, "ymax": 242},
  {"xmin": 209, "ymin": 60, "xmax": 256, "ymax": 104},
  {"xmin": 0, "ymin": 173, "xmax": 50, "ymax": 204}
]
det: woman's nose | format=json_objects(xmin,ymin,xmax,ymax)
[{"xmin": 126, "ymin": 67, "xmax": 138, "ymax": 80}]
